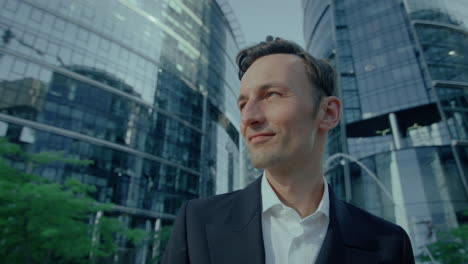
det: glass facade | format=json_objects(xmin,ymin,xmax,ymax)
[
  {"xmin": 303, "ymin": 0, "xmax": 468, "ymax": 257},
  {"xmin": 327, "ymin": 146, "xmax": 468, "ymax": 248},
  {"xmin": 0, "ymin": 0, "xmax": 243, "ymax": 261}
]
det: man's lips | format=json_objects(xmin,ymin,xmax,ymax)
[{"xmin": 248, "ymin": 133, "xmax": 275, "ymax": 142}]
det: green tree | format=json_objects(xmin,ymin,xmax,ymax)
[
  {"xmin": 0, "ymin": 138, "xmax": 147, "ymax": 264},
  {"xmin": 418, "ymin": 218, "xmax": 468, "ymax": 264}
]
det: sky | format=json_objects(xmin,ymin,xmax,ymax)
[{"xmin": 229, "ymin": 0, "xmax": 305, "ymax": 47}]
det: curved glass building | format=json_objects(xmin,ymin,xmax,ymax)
[
  {"xmin": 0, "ymin": 0, "xmax": 243, "ymax": 261},
  {"xmin": 303, "ymin": 0, "xmax": 468, "ymax": 255}
]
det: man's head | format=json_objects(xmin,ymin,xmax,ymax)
[
  {"xmin": 236, "ymin": 37, "xmax": 341, "ymax": 170},
  {"xmin": 237, "ymin": 36, "xmax": 336, "ymax": 113}
]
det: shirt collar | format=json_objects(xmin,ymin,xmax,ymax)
[{"xmin": 261, "ymin": 172, "xmax": 330, "ymax": 219}]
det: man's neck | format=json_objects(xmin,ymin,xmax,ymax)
[{"xmin": 265, "ymin": 164, "xmax": 324, "ymax": 219}]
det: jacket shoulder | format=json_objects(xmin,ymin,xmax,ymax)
[
  {"xmin": 184, "ymin": 190, "xmax": 242, "ymax": 220},
  {"xmin": 343, "ymin": 201, "xmax": 403, "ymax": 234},
  {"xmin": 340, "ymin": 201, "xmax": 415, "ymax": 262},
  {"xmin": 190, "ymin": 189, "xmax": 241, "ymax": 207}
]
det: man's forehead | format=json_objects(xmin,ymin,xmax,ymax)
[
  {"xmin": 239, "ymin": 54, "xmax": 305, "ymax": 93},
  {"xmin": 239, "ymin": 81, "xmax": 288, "ymax": 97},
  {"xmin": 244, "ymin": 54, "xmax": 304, "ymax": 79}
]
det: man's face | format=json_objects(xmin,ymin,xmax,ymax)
[{"xmin": 238, "ymin": 53, "xmax": 321, "ymax": 169}]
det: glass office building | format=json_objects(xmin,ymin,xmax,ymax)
[
  {"xmin": 303, "ymin": 0, "xmax": 468, "ymax": 255},
  {"xmin": 0, "ymin": 0, "xmax": 243, "ymax": 261}
]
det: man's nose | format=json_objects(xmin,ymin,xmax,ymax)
[{"xmin": 241, "ymin": 101, "xmax": 265, "ymax": 127}]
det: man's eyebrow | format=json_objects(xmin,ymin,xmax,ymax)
[
  {"xmin": 237, "ymin": 82, "xmax": 288, "ymax": 104},
  {"xmin": 237, "ymin": 94, "xmax": 247, "ymax": 104}
]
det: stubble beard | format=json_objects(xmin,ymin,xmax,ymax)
[
  {"xmin": 249, "ymin": 132, "xmax": 318, "ymax": 170},
  {"xmin": 249, "ymin": 146, "xmax": 286, "ymax": 169}
]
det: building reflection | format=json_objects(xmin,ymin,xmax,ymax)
[
  {"xmin": 303, "ymin": 0, "xmax": 468, "ymax": 256},
  {"xmin": 0, "ymin": 77, "xmax": 47, "ymax": 120},
  {"xmin": 0, "ymin": 0, "xmax": 244, "ymax": 262}
]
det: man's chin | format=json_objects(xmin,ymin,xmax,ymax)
[{"xmin": 249, "ymin": 152, "xmax": 281, "ymax": 169}]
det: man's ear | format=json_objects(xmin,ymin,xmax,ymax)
[{"xmin": 319, "ymin": 96, "xmax": 341, "ymax": 131}]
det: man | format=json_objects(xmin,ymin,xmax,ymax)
[{"xmin": 162, "ymin": 37, "xmax": 415, "ymax": 264}]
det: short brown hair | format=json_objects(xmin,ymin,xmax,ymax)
[{"xmin": 236, "ymin": 36, "xmax": 336, "ymax": 107}]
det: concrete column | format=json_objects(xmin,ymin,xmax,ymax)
[
  {"xmin": 151, "ymin": 218, "xmax": 162, "ymax": 260},
  {"xmin": 389, "ymin": 113, "xmax": 402, "ymax": 150}
]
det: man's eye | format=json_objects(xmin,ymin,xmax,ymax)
[
  {"xmin": 239, "ymin": 103, "xmax": 246, "ymax": 110},
  {"xmin": 266, "ymin": 92, "xmax": 281, "ymax": 98}
]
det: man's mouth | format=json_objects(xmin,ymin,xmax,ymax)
[{"xmin": 248, "ymin": 133, "xmax": 275, "ymax": 143}]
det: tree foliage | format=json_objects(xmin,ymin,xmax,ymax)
[
  {"xmin": 0, "ymin": 138, "xmax": 147, "ymax": 264},
  {"xmin": 418, "ymin": 217, "xmax": 468, "ymax": 264}
]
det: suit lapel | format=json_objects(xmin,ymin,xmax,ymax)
[
  {"xmin": 316, "ymin": 186, "xmax": 380, "ymax": 264},
  {"xmin": 206, "ymin": 176, "xmax": 265, "ymax": 264},
  {"xmin": 205, "ymin": 180, "xmax": 381, "ymax": 264},
  {"xmin": 314, "ymin": 214, "xmax": 345, "ymax": 264}
]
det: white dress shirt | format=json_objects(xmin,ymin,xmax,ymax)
[{"xmin": 261, "ymin": 174, "xmax": 330, "ymax": 264}]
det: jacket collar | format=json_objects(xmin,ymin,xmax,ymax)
[
  {"xmin": 205, "ymin": 176, "xmax": 265, "ymax": 264},
  {"xmin": 315, "ymin": 187, "xmax": 379, "ymax": 263},
  {"xmin": 206, "ymin": 175, "xmax": 380, "ymax": 264},
  {"xmin": 224, "ymin": 175, "xmax": 263, "ymax": 231}
]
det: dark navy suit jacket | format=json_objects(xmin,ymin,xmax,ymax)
[{"xmin": 162, "ymin": 176, "xmax": 415, "ymax": 263}]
